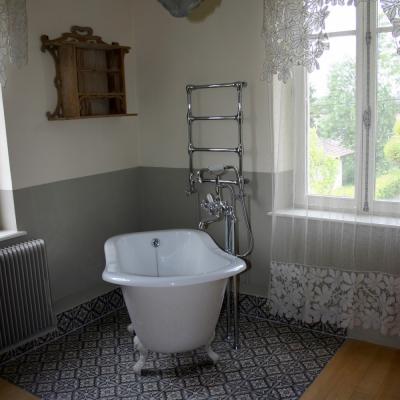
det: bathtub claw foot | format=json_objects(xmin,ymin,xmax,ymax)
[
  {"xmin": 205, "ymin": 332, "xmax": 220, "ymax": 364},
  {"xmin": 133, "ymin": 336, "xmax": 148, "ymax": 375},
  {"xmin": 206, "ymin": 346, "xmax": 220, "ymax": 364},
  {"xmin": 127, "ymin": 323, "xmax": 135, "ymax": 334}
]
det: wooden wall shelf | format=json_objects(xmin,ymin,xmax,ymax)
[{"xmin": 41, "ymin": 26, "xmax": 135, "ymax": 120}]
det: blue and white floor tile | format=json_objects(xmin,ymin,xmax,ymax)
[{"xmin": 0, "ymin": 308, "xmax": 343, "ymax": 399}]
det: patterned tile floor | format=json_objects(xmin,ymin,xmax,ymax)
[{"xmin": 0, "ymin": 308, "xmax": 344, "ymax": 400}]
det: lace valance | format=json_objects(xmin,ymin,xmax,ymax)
[
  {"xmin": 0, "ymin": 0, "xmax": 27, "ymax": 86},
  {"xmin": 262, "ymin": 0, "xmax": 400, "ymax": 82}
]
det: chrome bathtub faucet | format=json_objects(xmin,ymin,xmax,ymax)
[{"xmin": 199, "ymin": 193, "xmax": 234, "ymax": 229}]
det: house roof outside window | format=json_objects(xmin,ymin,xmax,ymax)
[{"xmin": 320, "ymin": 138, "xmax": 354, "ymax": 158}]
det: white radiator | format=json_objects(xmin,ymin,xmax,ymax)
[{"xmin": 0, "ymin": 239, "xmax": 55, "ymax": 352}]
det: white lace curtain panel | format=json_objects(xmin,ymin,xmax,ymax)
[
  {"xmin": 270, "ymin": 262, "xmax": 400, "ymax": 336},
  {"xmin": 0, "ymin": 0, "xmax": 27, "ymax": 86},
  {"xmin": 266, "ymin": 0, "xmax": 400, "ymax": 338},
  {"xmin": 262, "ymin": 0, "xmax": 400, "ymax": 82}
]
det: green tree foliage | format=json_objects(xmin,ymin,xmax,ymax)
[
  {"xmin": 384, "ymin": 115, "xmax": 400, "ymax": 166},
  {"xmin": 310, "ymin": 33, "xmax": 400, "ymax": 179},
  {"xmin": 309, "ymin": 128, "xmax": 339, "ymax": 195},
  {"xmin": 375, "ymin": 85, "xmax": 399, "ymax": 175},
  {"xmin": 310, "ymin": 58, "xmax": 356, "ymax": 149},
  {"xmin": 384, "ymin": 136, "xmax": 400, "ymax": 165},
  {"xmin": 381, "ymin": 116, "xmax": 400, "ymax": 200},
  {"xmin": 376, "ymin": 31, "xmax": 400, "ymax": 176},
  {"xmin": 376, "ymin": 170, "xmax": 400, "ymax": 200},
  {"xmin": 310, "ymin": 58, "xmax": 356, "ymax": 187},
  {"xmin": 377, "ymin": 34, "xmax": 400, "ymax": 200},
  {"xmin": 307, "ymin": 26, "xmax": 400, "ymax": 200}
]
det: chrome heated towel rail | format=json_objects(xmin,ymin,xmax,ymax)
[
  {"xmin": 186, "ymin": 81, "xmax": 252, "ymax": 350},
  {"xmin": 186, "ymin": 81, "xmax": 247, "ymax": 194}
]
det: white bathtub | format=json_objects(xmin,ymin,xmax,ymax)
[{"xmin": 102, "ymin": 229, "xmax": 246, "ymax": 374}]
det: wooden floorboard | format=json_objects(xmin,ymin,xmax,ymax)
[
  {"xmin": 301, "ymin": 339, "xmax": 400, "ymax": 400},
  {"xmin": 0, "ymin": 378, "xmax": 38, "ymax": 400}
]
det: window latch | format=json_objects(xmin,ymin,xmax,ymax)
[
  {"xmin": 366, "ymin": 31, "xmax": 372, "ymax": 46},
  {"xmin": 363, "ymin": 107, "xmax": 371, "ymax": 130}
]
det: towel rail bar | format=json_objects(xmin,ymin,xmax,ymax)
[
  {"xmin": 188, "ymin": 115, "xmax": 239, "ymax": 121},
  {"xmin": 186, "ymin": 82, "xmax": 247, "ymax": 90},
  {"xmin": 189, "ymin": 146, "xmax": 240, "ymax": 154}
]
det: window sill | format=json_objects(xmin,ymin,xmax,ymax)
[
  {"xmin": 269, "ymin": 209, "xmax": 400, "ymax": 228},
  {"xmin": 0, "ymin": 230, "xmax": 27, "ymax": 242}
]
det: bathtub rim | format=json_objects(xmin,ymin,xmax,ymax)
[
  {"xmin": 102, "ymin": 228, "xmax": 247, "ymax": 288},
  {"xmin": 102, "ymin": 263, "xmax": 245, "ymax": 287}
]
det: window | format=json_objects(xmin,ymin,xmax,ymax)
[{"xmin": 295, "ymin": 1, "xmax": 400, "ymax": 215}]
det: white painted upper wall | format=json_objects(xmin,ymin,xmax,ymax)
[
  {"xmin": 2, "ymin": 0, "xmax": 140, "ymax": 190},
  {"xmin": 0, "ymin": 88, "xmax": 12, "ymax": 191},
  {"xmin": 133, "ymin": 0, "xmax": 273, "ymax": 173}
]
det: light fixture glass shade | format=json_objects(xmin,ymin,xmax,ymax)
[{"xmin": 158, "ymin": 0, "xmax": 203, "ymax": 17}]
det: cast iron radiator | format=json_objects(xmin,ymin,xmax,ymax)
[{"xmin": 0, "ymin": 239, "xmax": 55, "ymax": 352}]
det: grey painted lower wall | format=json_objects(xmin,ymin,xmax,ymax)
[
  {"xmin": 2, "ymin": 166, "xmax": 273, "ymax": 314},
  {"xmin": 137, "ymin": 167, "xmax": 199, "ymax": 231},
  {"xmin": 11, "ymin": 168, "xmax": 140, "ymax": 313},
  {"xmin": 136, "ymin": 167, "xmax": 273, "ymax": 297}
]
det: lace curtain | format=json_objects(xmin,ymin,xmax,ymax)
[
  {"xmin": 266, "ymin": 1, "xmax": 400, "ymax": 338},
  {"xmin": 0, "ymin": 0, "xmax": 27, "ymax": 86},
  {"xmin": 262, "ymin": 0, "xmax": 400, "ymax": 82},
  {"xmin": 270, "ymin": 262, "xmax": 400, "ymax": 335},
  {"xmin": 269, "ymin": 77, "xmax": 400, "ymax": 337}
]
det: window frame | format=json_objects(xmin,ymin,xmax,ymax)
[
  {"xmin": 294, "ymin": 1, "xmax": 400, "ymax": 217},
  {"xmin": 368, "ymin": 4, "xmax": 400, "ymax": 216}
]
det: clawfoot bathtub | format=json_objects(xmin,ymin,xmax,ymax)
[{"xmin": 102, "ymin": 229, "xmax": 246, "ymax": 374}]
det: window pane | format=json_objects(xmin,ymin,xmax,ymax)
[
  {"xmin": 308, "ymin": 36, "xmax": 356, "ymax": 198},
  {"xmin": 324, "ymin": 6, "xmax": 356, "ymax": 33},
  {"xmin": 378, "ymin": 1, "xmax": 391, "ymax": 28},
  {"xmin": 375, "ymin": 32, "xmax": 400, "ymax": 202}
]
